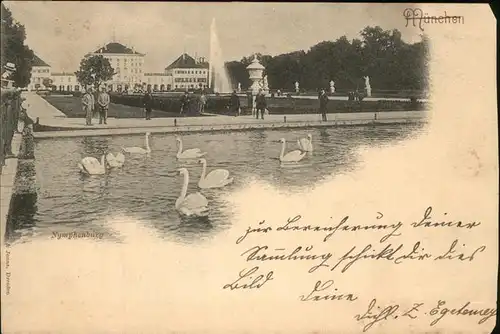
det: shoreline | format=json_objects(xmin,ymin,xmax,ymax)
[{"xmin": 33, "ymin": 116, "xmax": 426, "ymax": 139}]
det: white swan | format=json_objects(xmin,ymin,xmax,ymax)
[
  {"xmin": 297, "ymin": 134, "xmax": 313, "ymax": 152},
  {"xmin": 122, "ymin": 132, "xmax": 151, "ymax": 154},
  {"xmin": 176, "ymin": 136, "xmax": 206, "ymax": 159},
  {"xmin": 278, "ymin": 138, "xmax": 306, "ymax": 163},
  {"xmin": 106, "ymin": 152, "xmax": 125, "ymax": 168},
  {"xmin": 78, "ymin": 155, "xmax": 106, "ymax": 175},
  {"xmin": 175, "ymin": 168, "xmax": 209, "ymax": 217},
  {"xmin": 198, "ymin": 158, "xmax": 233, "ymax": 189}
]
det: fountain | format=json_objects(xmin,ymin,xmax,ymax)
[
  {"xmin": 295, "ymin": 81, "xmax": 300, "ymax": 94},
  {"xmin": 208, "ymin": 18, "xmax": 231, "ymax": 93}
]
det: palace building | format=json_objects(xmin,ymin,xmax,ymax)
[
  {"xmin": 165, "ymin": 53, "xmax": 209, "ymax": 91},
  {"xmin": 28, "ymin": 54, "xmax": 52, "ymax": 91},
  {"xmin": 87, "ymin": 42, "xmax": 145, "ymax": 92},
  {"xmin": 51, "ymin": 72, "xmax": 80, "ymax": 92},
  {"xmin": 27, "ymin": 45, "xmax": 209, "ymax": 93}
]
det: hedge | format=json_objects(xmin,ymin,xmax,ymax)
[{"xmin": 109, "ymin": 93, "xmax": 428, "ymax": 115}]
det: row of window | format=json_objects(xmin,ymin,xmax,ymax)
[
  {"xmin": 52, "ymin": 77, "xmax": 73, "ymax": 83},
  {"xmin": 175, "ymin": 83, "xmax": 206, "ymax": 89},
  {"xmin": 33, "ymin": 68, "xmax": 50, "ymax": 73},
  {"xmin": 174, "ymin": 69, "xmax": 207, "ymax": 75},
  {"xmin": 174, "ymin": 77, "xmax": 206, "ymax": 83},
  {"xmin": 104, "ymin": 57, "xmax": 144, "ymax": 67}
]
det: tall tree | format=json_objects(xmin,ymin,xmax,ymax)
[
  {"xmin": 1, "ymin": 3, "xmax": 34, "ymax": 88},
  {"xmin": 225, "ymin": 26, "xmax": 429, "ymax": 94},
  {"xmin": 75, "ymin": 55, "xmax": 115, "ymax": 90}
]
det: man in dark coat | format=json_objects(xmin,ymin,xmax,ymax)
[
  {"xmin": 180, "ymin": 91, "xmax": 189, "ymax": 115},
  {"xmin": 230, "ymin": 90, "xmax": 240, "ymax": 117},
  {"xmin": 255, "ymin": 89, "xmax": 266, "ymax": 120},
  {"xmin": 143, "ymin": 85, "xmax": 153, "ymax": 120},
  {"xmin": 319, "ymin": 89, "xmax": 328, "ymax": 121}
]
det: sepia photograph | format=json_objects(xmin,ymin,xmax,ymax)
[{"xmin": 0, "ymin": 2, "xmax": 497, "ymax": 333}]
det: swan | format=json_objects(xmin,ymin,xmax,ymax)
[
  {"xmin": 106, "ymin": 152, "xmax": 125, "ymax": 168},
  {"xmin": 78, "ymin": 155, "xmax": 106, "ymax": 175},
  {"xmin": 122, "ymin": 132, "xmax": 151, "ymax": 154},
  {"xmin": 278, "ymin": 138, "xmax": 306, "ymax": 163},
  {"xmin": 175, "ymin": 168, "xmax": 209, "ymax": 217},
  {"xmin": 198, "ymin": 158, "xmax": 233, "ymax": 189},
  {"xmin": 297, "ymin": 134, "xmax": 313, "ymax": 152},
  {"xmin": 176, "ymin": 136, "xmax": 206, "ymax": 159}
]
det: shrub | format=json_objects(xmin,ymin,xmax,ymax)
[{"xmin": 109, "ymin": 93, "xmax": 427, "ymax": 115}]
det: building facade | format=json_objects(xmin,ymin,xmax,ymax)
[
  {"xmin": 87, "ymin": 42, "xmax": 145, "ymax": 92},
  {"xmin": 28, "ymin": 54, "xmax": 52, "ymax": 91},
  {"xmin": 51, "ymin": 72, "xmax": 80, "ymax": 92},
  {"xmin": 143, "ymin": 72, "xmax": 171, "ymax": 91},
  {"xmin": 27, "ymin": 48, "xmax": 210, "ymax": 93},
  {"xmin": 165, "ymin": 54, "xmax": 209, "ymax": 91}
]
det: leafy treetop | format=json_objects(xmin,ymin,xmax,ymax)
[{"xmin": 75, "ymin": 55, "xmax": 115, "ymax": 90}]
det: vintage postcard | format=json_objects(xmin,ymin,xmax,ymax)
[{"xmin": 1, "ymin": 2, "xmax": 497, "ymax": 333}]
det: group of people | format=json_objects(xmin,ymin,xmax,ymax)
[
  {"xmin": 81, "ymin": 86, "xmax": 110, "ymax": 126},
  {"xmin": 81, "ymin": 86, "xmax": 330, "ymax": 123},
  {"xmin": 179, "ymin": 91, "xmax": 208, "ymax": 115}
]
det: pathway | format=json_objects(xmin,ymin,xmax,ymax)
[
  {"xmin": 24, "ymin": 92, "xmax": 428, "ymax": 139},
  {"xmin": 22, "ymin": 92, "xmax": 67, "ymax": 119}
]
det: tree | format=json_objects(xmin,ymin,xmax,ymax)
[
  {"xmin": 225, "ymin": 26, "xmax": 429, "ymax": 94},
  {"xmin": 42, "ymin": 77, "xmax": 53, "ymax": 89},
  {"xmin": 1, "ymin": 3, "xmax": 34, "ymax": 87},
  {"xmin": 75, "ymin": 55, "xmax": 115, "ymax": 90}
]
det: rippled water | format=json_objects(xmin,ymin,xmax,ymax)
[{"xmin": 7, "ymin": 124, "xmax": 424, "ymax": 244}]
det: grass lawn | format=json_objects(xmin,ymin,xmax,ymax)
[{"xmin": 42, "ymin": 95, "xmax": 211, "ymax": 118}]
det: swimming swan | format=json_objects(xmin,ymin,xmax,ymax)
[
  {"xmin": 198, "ymin": 158, "xmax": 233, "ymax": 189},
  {"xmin": 176, "ymin": 136, "xmax": 206, "ymax": 159},
  {"xmin": 122, "ymin": 132, "xmax": 151, "ymax": 154},
  {"xmin": 106, "ymin": 152, "xmax": 125, "ymax": 168},
  {"xmin": 78, "ymin": 155, "xmax": 106, "ymax": 175},
  {"xmin": 279, "ymin": 138, "xmax": 306, "ymax": 163},
  {"xmin": 297, "ymin": 134, "xmax": 313, "ymax": 152},
  {"xmin": 175, "ymin": 168, "xmax": 209, "ymax": 217}
]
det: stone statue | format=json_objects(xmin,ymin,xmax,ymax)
[
  {"xmin": 295, "ymin": 81, "xmax": 299, "ymax": 93},
  {"xmin": 330, "ymin": 80, "xmax": 335, "ymax": 94},
  {"xmin": 262, "ymin": 75, "xmax": 269, "ymax": 93},
  {"xmin": 237, "ymin": 82, "xmax": 241, "ymax": 93},
  {"xmin": 364, "ymin": 76, "xmax": 372, "ymax": 97}
]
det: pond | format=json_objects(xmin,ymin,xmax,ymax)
[{"xmin": 6, "ymin": 124, "xmax": 424, "ymax": 244}]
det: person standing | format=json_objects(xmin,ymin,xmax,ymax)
[
  {"xmin": 319, "ymin": 89, "xmax": 328, "ymax": 121},
  {"xmin": 91, "ymin": 88, "xmax": 98, "ymax": 119},
  {"xmin": 143, "ymin": 85, "xmax": 153, "ymax": 120},
  {"xmin": 82, "ymin": 87, "xmax": 93, "ymax": 126},
  {"xmin": 198, "ymin": 93, "xmax": 207, "ymax": 114},
  {"xmin": 97, "ymin": 86, "xmax": 110, "ymax": 124},
  {"xmin": 256, "ymin": 89, "xmax": 266, "ymax": 120},
  {"xmin": 230, "ymin": 90, "xmax": 240, "ymax": 117},
  {"xmin": 180, "ymin": 91, "xmax": 189, "ymax": 115}
]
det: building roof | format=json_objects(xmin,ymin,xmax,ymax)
[
  {"xmin": 32, "ymin": 54, "xmax": 50, "ymax": 67},
  {"xmin": 93, "ymin": 42, "xmax": 144, "ymax": 55},
  {"xmin": 165, "ymin": 53, "xmax": 209, "ymax": 70}
]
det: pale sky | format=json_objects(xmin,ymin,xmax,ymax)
[{"xmin": 5, "ymin": 2, "xmax": 422, "ymax": 72}]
